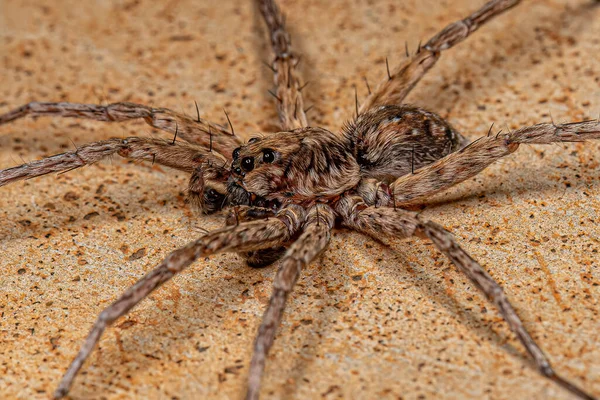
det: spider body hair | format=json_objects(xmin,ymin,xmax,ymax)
[
  {"xmin": 230, "ymin": 127, "xmax": 360, "ymax": 204},
  {"xmin": 346, "ymin": 105, "xmax": 469, "ymax": 182},
  {"xmin": 1, "ymin": 0, "xmax": 599, "ymax": 399},
  {"xmin": 202, "ymin": 104, "xmax": 466, "ymax": 217}
]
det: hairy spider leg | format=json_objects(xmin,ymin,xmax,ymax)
[{"xmin": 0, "ymin": 101, "xmax": 240, "ymax": 157}]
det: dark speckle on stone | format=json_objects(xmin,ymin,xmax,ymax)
[
  {"xmin": 128, "ymin": 248, "xmax": 147, "ymax": 261},
  {"xmin": 63, "ymin": 191, "xmax": 79, "ymax": 201},
  {"xmin": 197, "ymin": 345, "xmax": 210, "ymax": 353},
  {"xmin": 83, "ymin": 211, "xmax": 99, "ymax": 220}
]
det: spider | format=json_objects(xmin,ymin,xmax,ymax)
[{"xmin": 1, "ymin": 0, "xmax": 599, "ymax": 399}]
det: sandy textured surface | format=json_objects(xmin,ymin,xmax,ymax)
[{"xmin": 1, "ymin": 0, "xmax": 599, "ymax": 399}]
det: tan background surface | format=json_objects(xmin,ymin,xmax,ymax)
[{"xmin": 1, "ymin": 0, "xmax": 599, "ymax": 399}]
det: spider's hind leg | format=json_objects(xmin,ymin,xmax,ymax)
[
  {"xmin": 358, "ymin": 0, "xmax": 521, "ymax": 112},
  {"xmin": 337, "ymin": 195, "xmax": 597, "ymax": 400},
  {"xmin": 380, "ymin": 119, "xmax": 600, "ymax": 208}
]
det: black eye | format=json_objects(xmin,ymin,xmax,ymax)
[
  {"xmin": 262, "ymin": 149, "xmax": 275, "ymax": 163},
  {"xmin": 206, "ymin": 188, "xmax": 220, "ymax": 199},
  {"xmin": 241, "ymin": 156, "xmax": 254, "ymax": 172},
  {"xmin": 248, "ymin": 137, "xmax": 260, "ymax": 144},
  {"xmin": 232, "ymin": 147, "xmax": 241, "ymax": 159}
]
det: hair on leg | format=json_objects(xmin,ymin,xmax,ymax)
[
  {"xmin": 53, "ymin": 204, "xmax": 307, "ymax": 399},
  {"xmin": 358, "ymin": 0, "xmax": 521, "ymax": 113},
  {"xmin": 246, "ymin": 204, "xmax": 335, "ymax": 400},
  {"xmin": 0, "ymin": 101, "xmax": 241, "ymax": 156},
  {"xmin": 257, "ymin": 0, "xmax": 308, "ymax": 130}
]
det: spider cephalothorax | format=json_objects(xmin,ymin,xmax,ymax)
[
  {"xmin": 231, "ymin": 127, "xmax": 360, "ymax": 203},
  {"xmin": 1, "ymin": 0, "xmax": 599, "ymax": 399}
]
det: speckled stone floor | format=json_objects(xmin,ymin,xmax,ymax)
[{"xmin": 1, "ymin": 0, "xmax": 599, "ymax": 399}]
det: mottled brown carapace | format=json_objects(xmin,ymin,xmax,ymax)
[
  {"xmin": 0, "ymin": 0, "xmax": 599, "ymax": 399},
  {"xmin": 231, "ymin": 127, "xmax": 361, "ymax": 203}
]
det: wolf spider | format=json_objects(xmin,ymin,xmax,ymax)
[{"xmin": 1, "ymin": 0, "xmax": 599, "ymax": 398}]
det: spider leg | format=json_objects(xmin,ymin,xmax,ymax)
[
  {"xmin": 257, "ymin": 0, "xmax": 308, "ymax": 130},
  {"xmin": 223, "ymin": 205, "xmax": 288, "ymax": 267},
  {"xmin": 0, "ymin": 136, "xmax": 228, "ymax": 187},
  {"xmin": 359, "ymin": 0, "xmax": 520, "ymax": 113},
  {"xmin": 0, "ymin": 101, "xmax": 241, "ymax": 156},
  {"xmin": 421, "ymin": 221, "xmax": 596, "ymax": 400},
  {"xmin": 52, "ymin": 204, "xmax": 306, "ymax": 399},
  {"xmin": 336, "ymin": 195, "xmax": 596, "ymax": 400},
  {"xmin": 223, "ymin": 205, "xmax": 292, "ymax": 267},
  {"xmin": 358, "ymin": 119, "xmax": 600, "ymax": 207},
  {"xmin": 246, "ymin": 204, "xmax": 335, "ymax": 400},
  {"xmin": 224, "ymin": 205, "xmax": 277, "ymax": 225}
]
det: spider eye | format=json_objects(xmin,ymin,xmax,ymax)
[
  {"xmin": 248, "ymin": 137, "xmax": 260, "ymax": 144},
  {"xmin": 232, "ymin": 147, "xmax": 241, "ymax": 159},
  {"xmin": 262, "ymin": 149, "xmax": 275, "ymax": 163},
  {"xmin": 206, "ymin": 188, "xmax": 220, "ymax": 199},
  {"xmin": 241, "ymin": 156, "xmax": 254, "ymax": 172}
]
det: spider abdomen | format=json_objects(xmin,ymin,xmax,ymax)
[{"xmin": 346, "ymin": 105, "xmax": 469, "ymax": 182}]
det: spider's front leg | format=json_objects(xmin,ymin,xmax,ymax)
[
  {"xmin": 222, "ymin": 206, "xmax": 289, "ymax": 267},
  {"xmin": 52, "ymin": 204, "xmax": 307, "ymax": 399},
  {"xmin": 358, "ymin": 0, "xmax": 520, "ymax": 113},
  {"xmin": 360, "ymin": 119, "xmax": 600, "ymax": 208},
  {"xmin": 0, "ymin": 136, "xmax": 229, "ymax": 187},
  {"xmin": 0, "ymin": 101, "xmax": 241, "ymax": 156},
  {"xmin": 336, "ymin": 195, "xmax": 597, "ymax": 400},
  {"xmin": 246, "ymin": 204, "xmax": 335, "ymax": 400}
]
